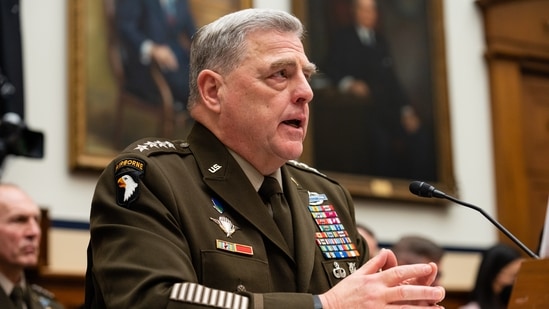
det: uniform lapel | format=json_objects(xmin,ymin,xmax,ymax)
[
  {"xmin": 188, "ymin": 124, "xmax": 292, "ymax": 258},
  {"xmin": 0, "ymin": 288, "xmax": 17, "ymax": 309},
  {"xmin": 27, "ymin": 287, "xmax": 40, "ymax": 309},
  {"xmin": 281, "ymin": 167, "xmax": 317, "ymax": 292}
]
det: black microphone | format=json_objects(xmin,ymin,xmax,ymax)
[{"xmin": 409, "ymin": 180, "xmax": 539, "ymax": 259}]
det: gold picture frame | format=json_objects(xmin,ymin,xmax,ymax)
[
  {"xmin": 294, "ymin": 0, "xmax": 456, "ymax": 201},
  {"xmin": 68, "ymin": 0, "xmax": 252, "ymax": 170}
]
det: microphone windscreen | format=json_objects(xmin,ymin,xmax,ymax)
[{"xmin": 409, "ymin": 181, "xmax": 435, "ymax": 198}]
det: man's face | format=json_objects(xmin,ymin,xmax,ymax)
[
  {"xmin": 216, "ymin": 30, "xmax": 315, "ymax": 174},
  {"xmin": 0, "ymin": 187, "xmax": 41, "ymax": 272},
  {"xmin": 355, "ymin": 0, "xmax": 378, "ymax": 28}
]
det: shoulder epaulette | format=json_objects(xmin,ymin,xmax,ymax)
[
  {"xmin": 123, "ymin": 138, "xmax": 191, "ymax": 157},
  {"xmin": 286, "ymin": 160, "xmax": 326, "ymax": 177},
  {"xmin": 30, "ymin": 284, "xmax": 56, "ymax": 299}
]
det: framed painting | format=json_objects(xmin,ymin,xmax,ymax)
[
  {"xmin": 294, "ymin": 0, "xmax": 456, "ymax": 201},
  {"xmin": 68, "ymin": 0, "xmax": 252, "ymax": 170}
]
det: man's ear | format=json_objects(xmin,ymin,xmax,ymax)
[{"xmin": 197, "ymin": 69, "xmax": 222, "ymax": 113}]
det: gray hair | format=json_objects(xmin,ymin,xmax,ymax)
[{"xmin": 187, "ymin": 8, "xmax": 305, "ymax": 108}]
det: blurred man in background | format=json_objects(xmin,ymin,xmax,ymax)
[{"xmin": 0, "ymin": 183, "xmax": 63, "ymax": 309}]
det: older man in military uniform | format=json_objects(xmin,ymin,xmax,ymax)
[
  {"xmin": 0, "ymin": 184, "xmax": 64, "ymax": 309},
  {"xmin": 85, "ymin": 8, "xmax": 445, "ymax": 309}
]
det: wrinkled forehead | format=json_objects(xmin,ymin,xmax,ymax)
[
  {"xmin": 0, "ymin": 188, "xmax": 39, "ymax": 217},
  {"xmin": 245, "ymin": 30, "xmax": 311, "ymax": 62}
]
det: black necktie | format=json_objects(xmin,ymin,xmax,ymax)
[
  {"xmin": 259, "ymin": 177, "xmax": 294, "ymax": 253},
  {"xmin": 10, "ymin": 286, "xmax": 24, "ymax": 309}
]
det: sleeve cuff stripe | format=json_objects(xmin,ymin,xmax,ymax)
[{"xmin": 170, "ymin": 282, "xmax": 249, "ymax": 309}]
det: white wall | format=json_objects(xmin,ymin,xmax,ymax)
[
  {"xmin": 4, "ymin": 0, "xmax": 497, "ymax": 253},
  {"xmin": 3, "ymin": 0, "xmax": 98, "ymax": 221}
]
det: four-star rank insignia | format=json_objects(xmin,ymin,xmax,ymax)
[{"xmin": 114, "ymin": 158, "xmax": 145, "ymax": 207}]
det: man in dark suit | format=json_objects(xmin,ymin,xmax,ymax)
[
  {"xmin": 115, "ymin": 0, "xmax": 197, "ymax": 111},
  {"xmin": 85, "ymin": 8, "xmax": 445, "ymax": 308},
  {"xmin": 324, "ymin": 0, "xmax": 428, "ymax": 179},
  {"xmin": 0, "ymin": 184, "xmax": 64, "ymax": 309}
]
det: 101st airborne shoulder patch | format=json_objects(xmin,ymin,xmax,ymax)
[{"xmin": 114, "ymin": 158, "xmax": 146, "ymax": 207}]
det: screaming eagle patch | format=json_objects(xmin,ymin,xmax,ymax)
[{"xmin": 114, "ymin": 158, "xmax": 145, "ymax": 207}]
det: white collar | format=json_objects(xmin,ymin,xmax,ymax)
[{"xmin": 0, "ymin": 271, "xmax": 26, "ymax": 296}]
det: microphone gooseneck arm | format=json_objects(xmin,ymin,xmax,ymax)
[
  {"xmin": 409, "ymin": 181, "xmax": 540, "ymax": 259},
  {"xmin": 442, "ymin": 193, "xmax": 539, "ymax": 259}
]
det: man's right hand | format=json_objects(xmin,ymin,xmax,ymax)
[{"xmin": 319, "ymin": 249, "xmax": 445, "ymax": 308}]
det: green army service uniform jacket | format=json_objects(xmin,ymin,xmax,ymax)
[
  {"xmin": 85, "ymin": 123, "xmax": 368, "ymax": 308},
  {"xmin": 0, "ymin": 284, "xmax": 64, "ymax": 309}
]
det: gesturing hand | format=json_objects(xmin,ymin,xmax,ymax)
[{"xmin": 319, "ymin": 249, "xmax": 445, "ymax": 309}]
